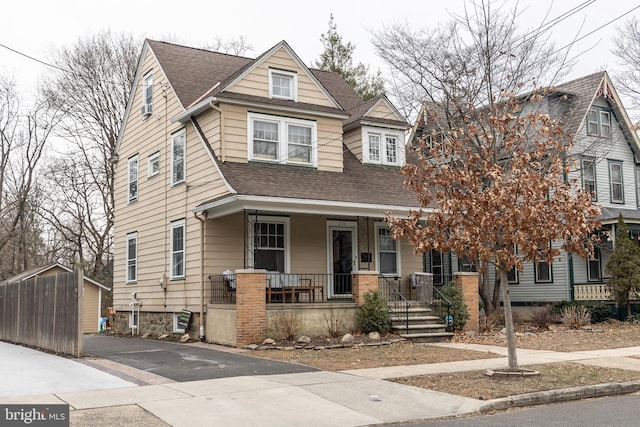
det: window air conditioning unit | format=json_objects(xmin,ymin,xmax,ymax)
[{"xmin": 141, "ymin": 103, "xmax": 153, "ymax": 117}]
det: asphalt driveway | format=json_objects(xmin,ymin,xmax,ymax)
[{"xmin": 84, "ymin": 335, "xmax": 316, "ymax": 382}]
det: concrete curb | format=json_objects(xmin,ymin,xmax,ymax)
[{"xmin": 479, "ymin": 380, "xmax": 640, "ymax": 412}]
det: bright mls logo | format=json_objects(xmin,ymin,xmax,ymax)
[{"xmin": 1, "ymin": 405, "xmax": 68, "ymax": 426}]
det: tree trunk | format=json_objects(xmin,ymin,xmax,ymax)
[
  {"xmin": 492, "ymin": 274, "xmax": 502, "ymax": 314},
  {"xmin": 500, "ymin": 269, "xmax": 519, "ymax": 370},
  {"xmin": 479, "ymin": 268, "xmax": 494, "ymax": 315}
]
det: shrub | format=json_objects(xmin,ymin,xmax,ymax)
[
  {"xmin": 439, "ymin": 282, "xmax": 470, "ymax": 331},
  {"xmin": 357, "ymin": 290, "xmax": 391, "ymax": 333},
  {"xmin": 530, "ymin": 305, "xmax": 554, "ymax": 330},
  {"xmin": 479, "ymin": 311, "xmax": 503, "ymax": 333},
  {"xmin": 560, "ymin": 305, "xmax": 591, "ymax": 329},
  {"xmin": 552, "ymin": 301, "xmax": 611, "ymax": 323},
  {"xmin": 582, "ymin": 302, "xmax": 612, "ymax": 323},
  {"xmin": 271, "ymin": 311, "xmax": 304, "ymax": 340},
  {"xmin": 322, "ymin": 310, "xmax": 344, "ymax": 338}
]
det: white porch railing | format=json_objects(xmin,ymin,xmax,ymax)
[{"xmin": 573, "ymin": 283, "xmax": 611, "ymax": 301}]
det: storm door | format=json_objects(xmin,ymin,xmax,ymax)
[{"xmin": 327, "ymin": 221, "xmax": 358, "ymax": 297}]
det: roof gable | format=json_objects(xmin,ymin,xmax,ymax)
[
  {"xmin": 221, "ymin": 41, "xmax": 342, "ymax": 110},
  {"xmin": 0, "ymin": 263, "xmax": 110, "ymax": 290}
]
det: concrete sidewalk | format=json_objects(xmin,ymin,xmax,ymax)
[{"xmin": 3, "ymin": 340, "xmax": 640, "ymax": 426}]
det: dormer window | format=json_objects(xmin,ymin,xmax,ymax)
[
  {"xmin": 269, "ymin": 69, "xmax": 297, "ymax": 101},
  {"xmin": 141, "ymin": 71, "xmax": 153, "ymax": 117},
  {"xmin": 363, "ymin": 127, "xmax": 405, "ymax": 166}
]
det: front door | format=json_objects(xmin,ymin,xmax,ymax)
[{"xmin": 327, "ymin": 221, "xmax": 358, "ymax": 297}]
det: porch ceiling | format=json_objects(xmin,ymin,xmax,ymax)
[{"xmin": 193, "ymin": 194, "xmax": 427, "ymax": 219}]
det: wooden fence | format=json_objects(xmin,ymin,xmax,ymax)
[{"xmin": 0, "ymin": 270, "xmax": 83, "ymax": 357}]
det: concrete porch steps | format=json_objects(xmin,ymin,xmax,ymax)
[{"xmin": 391, "ymin": 304, "xmax": 454, "ymax": 343}]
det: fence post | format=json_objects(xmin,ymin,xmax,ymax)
[
  {"xmin": 235, "ymin": 269, "xmax": 266, "ymax": 348},
  {"xmin": 454, "ymin": 272, "xmax": 479, "ymax": 332},
  {"xmin": 77, "ymin": 268, "xmax": 84, "ymax": 357},
  {"xmin": 352, "ymin": 271, "xmax": 379, "ymax": 306}
]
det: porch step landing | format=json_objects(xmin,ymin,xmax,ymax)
[{"xmin": 391, "ymin": 304, "xmax": 454, "ymax": 343}]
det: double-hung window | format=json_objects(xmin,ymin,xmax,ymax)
[
  {"xmin": 126, "ymin": 232, "xmax": 137, "ymax": 283},
  {"xmin": 128, "ymin": 156, "xmax": 138, "ymax": 203},
  {"xmin": 376, "ymin": 224, "xmax": 399, "ymax": 276},
  {"xmin": 637, "ymin": 165, "xmax": 640, "ymax": 208},
  {"xmin": 171, "ymin": 129, "xmax": 185, "ymax": 185},
  {"xmin": 581, "ymin": 157, "xmax": 596, "ymax": 200},
  {"xmin": 587, "ymin": 108, "xmax": 611, "ymax": 137},
  {"xmin": 269, "ymin": 69, "xmax": 297, "ymax": 101},
  {"xmin": 248, "ymin": 113, "xmax": 316, "ymax": 166},
  {"xmin": 507, "ymin": 246, "xmax": 519, "ymax": 284},
  {"xmin": 363, "ymin": 127, "xmax": 404, "ymax": 166},
  {"xmin": 250, "ymin": 217, "xmax": 289, "ymax": 272},
  {"xmin": 170, "ymin": 220, "xmax": 185, "ymax": 279},
  {"xmin": 587, "ymin": 247, "xmax": 602, "ymax": 281},
  {"xmin": 368, "ymin": 134, "xmax": 381, "ymax": 162},
  {"xmin": 141, "ymin": 72, "xmax": 153, "ymax": 117},
  {"xmin": 608, "ymin": 160, "xmax": 624, "ymax": 203},
  {"xmin": 148, "ymin": 152, "xmax": 160, "ymax": 178},
  {"xmin": 535, "ymin": 260, "xmax": 552, "ymax": 283}
]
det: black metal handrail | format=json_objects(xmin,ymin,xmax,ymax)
[
  {"xmin": 378, "ymin": 275, "xmax": 411, "ymax": 334},
  {"xmin": 432, "ymin": 285, "xmax": 454, "ymax": 332},
  {"xmin": 209, "ymin": 274, "xmax": 236, "ymax": 304}
]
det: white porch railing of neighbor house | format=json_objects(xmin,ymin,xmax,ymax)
[{"xmin": 573, "ymin": 283, "xmax": 612, "ymax": 301}]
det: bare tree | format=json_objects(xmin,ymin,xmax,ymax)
[
  {"xmin": 0, "ymin": 74, "xmax": 59, "ymax": 279},
  {"xmin": 373, "ymin": 0, "xmax": 578, "ymax": 315},
  {"xmin": 40, "ymin": 30, "xmax": 138, "ymax": 284},
  {"xmin": 372, "ymin": 0, "xmax": 571, "ymax": 120},
  {"xmin": 612, "ymin": 17, "xmax": 640, "ymax": 121},
  {"xmin": 203, "ymin": 36, "xmax": 253, "ymax": 56}
]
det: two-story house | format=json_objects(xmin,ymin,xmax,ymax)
[
  {"xmin": 112, "ymin": 40, "xmax": 425, "ymax": 340},
  {"xmin": 414, "ymin": 71, "xmax": 640, "ymax": 306}
]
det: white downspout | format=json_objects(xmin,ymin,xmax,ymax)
[{"xmin": 195, "ymin": 211, "xmax": 207, "ymax": 341}]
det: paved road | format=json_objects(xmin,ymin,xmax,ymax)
[
  {"xmin": 390, "ymin": 394, "xmax": 640, "ymax": 426},
  {"xmin": 84, "ymin": 335, "xmax": 317, "ymax": 382}
]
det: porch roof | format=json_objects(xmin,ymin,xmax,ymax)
[
  {"xmin": 195, "ymin": 146, "xmax": 426, "ymax": 219},
  {"xmin": 599, "ymin": 207, "xmax": 640, "ymax": 224}
]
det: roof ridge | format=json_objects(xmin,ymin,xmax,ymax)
[{"xmin": 146, "ymin": 38, "xmax": 254, "ymax": 60}]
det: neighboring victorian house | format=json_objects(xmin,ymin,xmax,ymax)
[
  {"xmin": 413, "ymin": 71, "xmax": 640, "ymax": 305},
  {"xmin": 112, "ymin": 40, "xmax": 423, "ymax": 338}
]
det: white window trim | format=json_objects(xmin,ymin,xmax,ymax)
[
  {"xmin": 170, "ymin": 220, "xmax": 185, "ymax": 279},
  {"xmin": 362, "ymin": 126, "xmax": 405, "ymax": 166},
  {"xmin": 171, "ymin": 129, "xmax": 186, "ymax": 186},
  {"xmin": 609, "ymin": 161, "xmax": 624, "ymax": 204},
  {"xmin": 126, "ymin": 232, "xmax": 137, "ymax": 283},
  {"xmin": 375, "ymin": 222, "xmax": 401, "ymax": 277},
  {"xmin": 581, "ymin": 157, "xmax": 597, "ymax": 201},
  {"xmin": 142, "ymin": 71, "xmax": 153, "ymax": 118},
  {"xmin": 368, "ymin": 133, "xmax": 381, "ymax": 162},
  {"xmin": 173, "ymin": 313, "xmax": 186, "ymax": 333},
  {"xmin": 268, "ymin": 69, "xmax": 298, "ymax": 101},
  {"xmin": 148, "ymin": 151, "xmax": 160, "ymax": 178},
  {"xmin": 247, "ymin": 112, "xmax": 317, "ymax": 166},
  {"xmin": 128, "ymin": 156, "xmax": 138, "ymax": 203},
  {"xmin": 247, "ymin": 216, "xmax": 291, "ymax": 272}
]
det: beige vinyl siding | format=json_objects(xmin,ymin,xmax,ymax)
[
  {"xmin": 195, "ymin": 108, "xmax": 222, "ymax": 160},
  {"xmin": 366, "ymin": 101, "xmax": 396, "ymax": 120},
  {"xmin": 343, "ymin": 128, "xmax": 363, "ymax": 162},
  {"xmin": 113, "ymin": 47, "xmax": 232, "ymax": 313},
  {"xmin": 228, "ymin": 46, "xmax": 334, "ymax": 107},
  {"xmin": 83, "ymin": 284, "xmax": 100, "ymax": 333},
  {"xmin": 290, "ymin": 216, "xmax": 328, "ymax": 273},
  {"xmin": 220, "ymin": 102, "xmax": 343, "ymax": 172},
  {"xmin": 204, "ymin": 213, "xmax": 245, "ymax": 274}
]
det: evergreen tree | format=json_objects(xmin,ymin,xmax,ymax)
[
  {"xmin": 606, "ymin": 215, "xmax": 640, "ymax": 318},
  {"xmin": 315, "ymin": 14, "xmax": 385, "ymax": 101}
]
